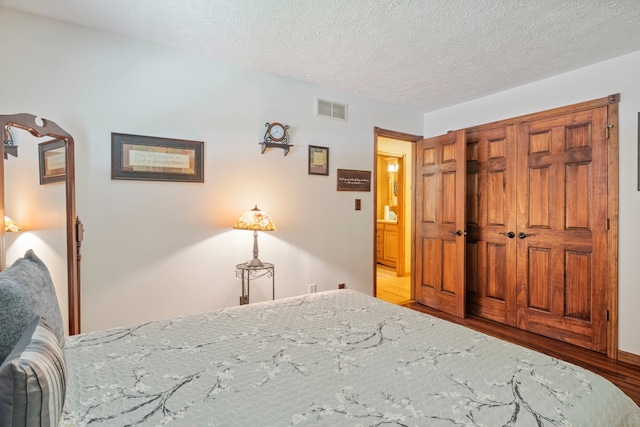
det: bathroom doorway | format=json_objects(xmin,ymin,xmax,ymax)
[{"xmin": 373, "ymin": 128, "xmax": 420, "ymax": 305}]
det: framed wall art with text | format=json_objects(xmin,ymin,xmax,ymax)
[{"xmin": 111, "ymin": 133, "xmax": 204, "ymax": 182}]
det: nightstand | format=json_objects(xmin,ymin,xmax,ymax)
[{"xmin": 235, "ymin": 262, "xmax": 274, "ymax": 305}]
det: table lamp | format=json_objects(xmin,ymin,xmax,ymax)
[
  {"xmin": 233, "ymin": 205, "xmax": 276, "ymax": 267},
  {"xmin": 4, "ymin": 216, "xmax": 21, "ymax": 232}
]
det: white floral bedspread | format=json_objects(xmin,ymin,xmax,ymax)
[{"xmin": 61, "ymin": 290, "xmax": 640, "ymax": 426}]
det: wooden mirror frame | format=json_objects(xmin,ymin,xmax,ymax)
[{"xmin": 0, "ymin": 113, "xmax": 80, "ymax": 335}]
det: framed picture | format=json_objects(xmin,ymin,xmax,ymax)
[
  {"xmin": 308, "ymin": 145, "xmax": 329, "ymax": 175},
  {"xmin": 337, "ymin": 169, "xmax": 371, "ymax": 192},
  {"xmin": 111, "ymin": 133, "xmax": 204, "ymax": 182},
  {"xmin": 38, "ymin": 139, "xmax": 66, "ymax": 185}
]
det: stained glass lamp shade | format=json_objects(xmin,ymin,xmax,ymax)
[{"xmin": 233, "ymin": 205, "xmax": 276, "ymax": 267}]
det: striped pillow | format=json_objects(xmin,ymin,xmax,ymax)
[{"xmin": 0, "ymin": 317, "xmax": 66, "ymax": 427}]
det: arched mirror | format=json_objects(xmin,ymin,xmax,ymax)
[{"xmin": 0, "ymin": 113, "xmax": 81, "ymax": 335}]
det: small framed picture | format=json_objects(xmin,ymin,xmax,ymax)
[
  {"xmin": 111, "ymin": 133, "xmax": 204, "ymax": 182},
  {"xmin": 38, "ymin": 139, "xmax": 66, "ymax": 185},
  {"xmin": 308, "ymin": 145, "xmax": 329, "ymax": 175}
]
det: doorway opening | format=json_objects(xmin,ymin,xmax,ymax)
[{"xmin": 373, "ymin": 128, "xmax": 421, "ymax": 305}]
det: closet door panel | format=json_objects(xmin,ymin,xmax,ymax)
[
  {"xmin": 441, "ymin": 171, "xmax": 457, "ymax": 224},
  {"xmin": 466, "ymin": 170, "xmax": 479, "ymax": 225},
  {"xmin": 415, "ymin": 130, "xmax": 466, "ymax": 318},
  {"xmin": 516, "ymin": 107, "xmax": 608, "ymax": 353},
  {"xmin": 565, "ymin": 250, "xmax": 591, "ymax": 321},
  {"xmin": 487, "ymin": 170, "xmax": 507, "ymax": 225},
  {"xmin": 422, "ymin": 173, "xmax": 436, "ymax": 222},
  {"xmin": 565, "ymin": 163, "xmax": 590, "ymax": 228},
  {"xmin": 527, "ymin": 165, "xmax": 551, "ymax": 228},
  {"xmin": 486, "ymin": 242, "xmax": 507, "ymax": 300},
  {"xmin": 526, "ymin": 246, "xmax": 552, "ymax": 312},
  {"xmin": 465, "ymin": 242, "xmax": 479, "ymax": 294},
  {"xmin": 442, "ymin": 240, "xmax": 458, "ymax": 293},
  {"xmin": 465, "ymin": 126, "xmax": 517, "ymax": 326},
  {"xmin": 420, "ymin": 237, "xmax": 437, "ymax": 288}
]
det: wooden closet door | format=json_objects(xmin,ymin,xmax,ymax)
[
  {"xmin": 414, "ymin": 130, "xmax": 466, "ymax": 317},
  {"xmin": 516, "ymin": 107, "xmax": 608, "ymax": 353},
  {"xmin": 465, "ymin": 125, "xmax": 517, "ymax": 326}
]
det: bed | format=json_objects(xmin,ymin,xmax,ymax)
[{"xmin": 1, "ymin": 251, "xmax": 639, "ymax": 426}]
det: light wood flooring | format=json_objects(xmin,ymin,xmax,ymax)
[{"xmin": 375, "ymin": 265, "xmax": 411, "ymax": 305}]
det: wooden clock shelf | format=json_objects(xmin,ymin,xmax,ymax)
[{"xmin": 259, "ymin": 141, "xmax": 292, "ymax": 156}]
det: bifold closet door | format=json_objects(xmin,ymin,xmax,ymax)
[
  {"xmin": 465, "ymin": 125, "xmax": 518, "ymax": 326},
  {"xmin": 414, "ymin": 130, "xmax": 466, "ymax": 318},
  {"xmin": 515, "ymin": 107, "xmax": 609, "ymax": 353}
]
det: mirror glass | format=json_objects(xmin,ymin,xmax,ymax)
[
  {"xmin": 4, "ymin": 131, "xmax": 68, "ymax": 332},
  {"xmin": 1, "ymin": 114, "xmax": 79, "ymax": 335}
]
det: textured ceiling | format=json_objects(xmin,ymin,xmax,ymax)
[{"xmin": 2, "ymin": 0, "xmax": 640, "ymax": 112}]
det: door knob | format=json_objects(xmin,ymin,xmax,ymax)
[
  {"xmin": 449, "ymin": 230, "xmax": 465, "ymax": 236},
  {"xmin": 518, "ymin": 232, "xmax": 536, "ymax": 239},
  {"xmin": 499, "ymin": 231, "xmax": 516, "ymax": 239}
]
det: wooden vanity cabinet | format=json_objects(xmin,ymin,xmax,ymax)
[{"xmin": 377, "ymin": 222, "xmax": 398, "ymax": 268}]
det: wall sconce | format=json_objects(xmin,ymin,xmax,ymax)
[
  {"xmin": 233, "ymin": 205, "xmax": 276, "ymax": 267},
  {"xmin": 387, "ymin": 163, "xmax": 398, "ymax": 173},
  {"xmin": 3, "ymin": 126, "xmax": 17, "ymax": 159}
]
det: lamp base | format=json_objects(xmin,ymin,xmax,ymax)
[
  {"xmin": 245, "ymin": 230, "xmax": 265, "ymax": 267},
  {"xmin": 245, "ymin": 258, "xmax": 265, "ymax": 267}
]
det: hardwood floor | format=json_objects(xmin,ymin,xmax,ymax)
[
  {"xmin": 403, "ymin": 301, "xmax": 640, "ymax": 407},
  {"xmin": 375, "ymin": 265, "xmax": 411, "ymax": 305}
]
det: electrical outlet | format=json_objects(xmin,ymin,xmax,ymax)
[{"xmin": 308, "ymin": 283, "xmax": 317, "ymax": 294}]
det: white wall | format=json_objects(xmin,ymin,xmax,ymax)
[
  {"xmin": 424, "ymin": 50, "xmax": 640, "ymax": 356},
  {"xmin": 0, "ymin": 9, "xmax": 423, "ymax": 332}
]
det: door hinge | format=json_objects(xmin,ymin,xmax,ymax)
[
  {"xmin": 605, "ymin": 125, "xmax": 613, "ymax": 139},
  {"xmin": 606, "ymin": 218, "xmax": 610, "ymax": 230},
  {"xmin": 606, "ymin": 310, "xmax": 610, "ymax": 322}
]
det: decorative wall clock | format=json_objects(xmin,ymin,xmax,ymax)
[{"xmin": 260, "ymin": 122, "xmax": 292, "ymax": 156}]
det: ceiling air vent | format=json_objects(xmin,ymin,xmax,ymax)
[{"xmin": 316, "ymin": 97, "xmax": 348, "ymax": 121}]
